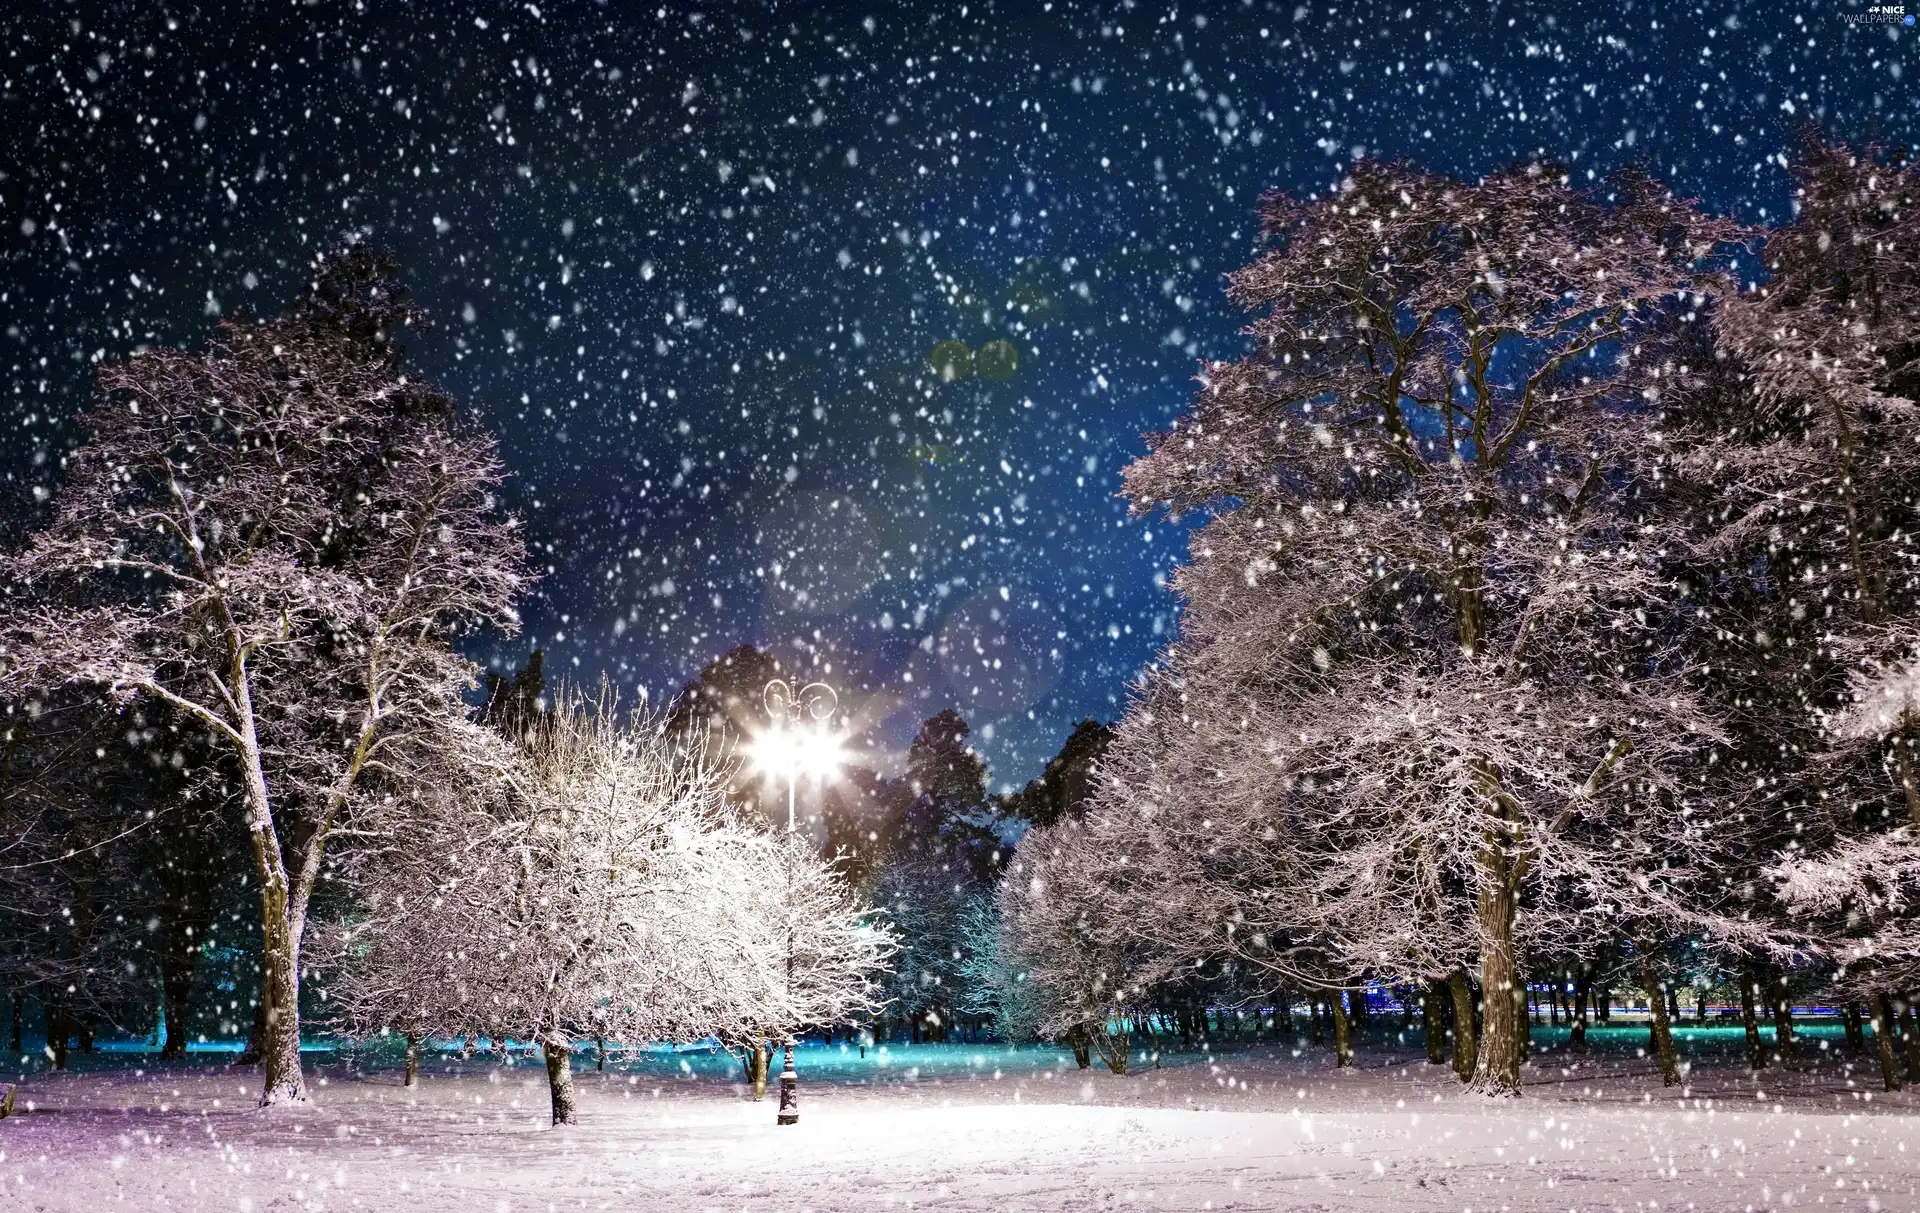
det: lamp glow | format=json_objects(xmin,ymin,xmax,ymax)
[{"xmin": 747, "ymin": 724, "xmax": 846, "ymax": 786}]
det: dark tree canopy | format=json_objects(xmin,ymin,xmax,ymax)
[
  {"xmin": 479, "ymin": 650, "xmax": 548, "ymax": 742},
  {"xmin": 1004, "ymin": 717, "xmax": 1112, "ymax": 829},
  {"xmin": 665, "ymin": 643, "xmax": 788, "ymax": 745}
]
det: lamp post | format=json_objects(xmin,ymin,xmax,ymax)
[{"xmin": 753, "ymin": 677, "xmax": 840, "ymax": 1127}]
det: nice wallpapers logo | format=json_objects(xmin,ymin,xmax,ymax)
[{"xmin": 1843, "ymin": 5, "xmax": 1916, "ymax": 24}]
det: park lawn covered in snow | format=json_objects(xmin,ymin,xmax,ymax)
[{"xmin": 2, "ymin": 1032, "xmax": 1916, "ymax": 1212}]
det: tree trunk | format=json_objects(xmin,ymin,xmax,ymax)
[
  {"xmin": 1898, "ymin": 726, "xmax": 1920, "ymax": 829},
  {"xmin": 1570, "ymin": 972, "xmax": 1590, "ymax": 1053},
  {"xmin": 1512, "ymin": 968, "xmax": 1530, "ymax": 1065},
  {"xmin": 45, "ymin": 999, "xmax": 68, "ymax": 1071},
  {"xmin": 1738, "ymin": 965, "xmax": 1766, "ymax": 1071},
  {"xmin": 595, "ymin": 1034, "xmax": 606, "ymax": 1073},
  {"xmin": 234, "ymin": 990, "xmax": 266, "ymax": 1065},
  {"xmin": 235, "ymin": 716, "xmax": 307, "ymax": 1106},
  {"xmin": 1872, "ymin": 995, "xmax": 1905, "ymax": 1092},
  {"xmin": 160, "ymin": 950, "xmax": 195, "ymax": 1060},
  {"xmin": 1094, "ymin": 1027, "xmax": 1130, "ymax": 1075},
  {"xmin": 542, "ymin": 1037, "xmax": 576, "ymax": 1126},
  {"xmin": 1066, "ymin": 1023, "xmax": 1092, "ymax": 1070},
  {"xmin": 1330, "ymin": 991, "xmax": 1353, "ymax": 1068},
  {"xmin": 1464, "ymin": 752, "xmax": 1530, "ymax": 1097},
  {"xmin": 1640, "ymin": 956, "xmax": 1680, "ymax": 1087},
  {"xmin": 1767, "ymin": 972, "xmax": 1795, "ymax": 1064},
  {"xmin": 1446, "ymin": 969, "xmax": 1477, "ymax": 1083},
  {"xmin": 750, "ymin": 1042, "xmax": 770, "ymax": 1100},
  {"xmin": 1423, "ymin": 979, "xmax": 1448, "ymax": 1065},
  {"xmin": 77, "ymin": 1016, "xmax": 95, "ymax": 1054},
  {"xmin": 1842, "ymin": 1002, "xmax": 1865, "ymax": 1057},
  {"xmin": 1471, "ymin": 872, "xmax": 1523, "ymax": 1095},
  {"xmin": 257, "ymin": 920, "xmax": 304, "ymax": 1104},
  {"xmin": 404, "ymin": 1031, "xmax": 422, "ymax": 1088},
  {"xmin": 1902, "ymin": 1000, "xmax": 1920, "ymax": 1084}
]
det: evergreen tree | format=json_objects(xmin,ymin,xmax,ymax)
[
  {"xmin": 897, "ymin": 708, "xmax": 994, "ymax": 871},
  {"xmin": 1003, "ymin": 718, "xmax": 1112, "ymax": 829}
]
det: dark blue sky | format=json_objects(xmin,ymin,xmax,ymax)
[{"xmin": 1, "ymin": 0, "xmax": 1910, "ymax": 785}]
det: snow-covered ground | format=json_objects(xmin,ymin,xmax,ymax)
[{"xmin": 3, "ymin": 1028, "xmax": 1916, "ymax": 1211}]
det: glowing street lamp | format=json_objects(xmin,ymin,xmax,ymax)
[{"xmin": 746, "ymin": 677, "xmax": 842, "ymax": 1126}]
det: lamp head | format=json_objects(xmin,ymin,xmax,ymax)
[{"xmin": 749, "ymin": 678, "xmax": 845, "ymax": 783}]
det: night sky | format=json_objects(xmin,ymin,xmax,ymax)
[{"xmin": 1, "ymin": 1, "xmax": 1911, "ymax": 785}]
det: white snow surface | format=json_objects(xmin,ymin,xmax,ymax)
[{"xmin": 3, "ymin": 1035, "xmax": 1917, "ymax": 1211}]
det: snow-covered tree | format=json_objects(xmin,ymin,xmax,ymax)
[
  {"xmin": 1000, "ymin": 811, "xmax": 1167, "ymax": 1074},
  {"xmin": 730, "ymin": 829, "xmax": 898, "ymax": 1072},
  {"xmin": 872, "ymin": 855, "xmax": 979, "ymax": 1041},
  {"xmin": 953, "ymin": 893, "xmax": 1041, "ymax": 1042},
  {"xmin": 1080, "ymin": 161, "xmax": 1745, "ymax": 1093},
  {"xmin": 0, "ymin": 241, "xmax": 526, "ymax": 1104},
  {"xmin": 1684, "ymin": 140, "xmax": 1920, "ymax": 1089},
  {"xmin": 319, "ymin": 685, "xmax": 892, "ymax": 1125},
  {"xmin": 316, "ymin": 863, "xmax": 476, "ymax": 1088}
]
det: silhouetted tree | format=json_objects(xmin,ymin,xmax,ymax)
[{"xmin": 1002, "ymin": 718, "xmax": 1111, "ymax": 828}]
